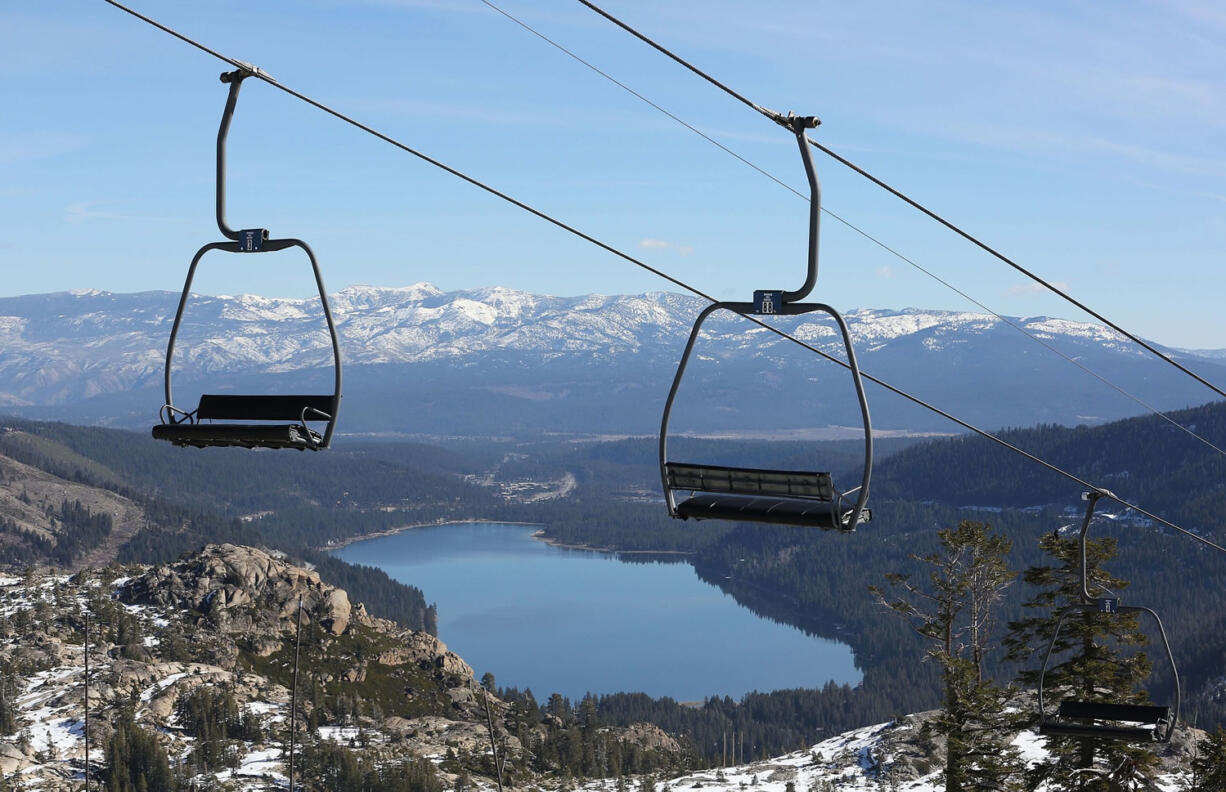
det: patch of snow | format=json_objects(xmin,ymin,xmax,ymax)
[{"xmin": 139, "ymin": 672, "xmax": 187, "ymax": 703}]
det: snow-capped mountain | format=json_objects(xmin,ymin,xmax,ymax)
[{"xmin": 1, "ymin": 285, "xmax": 1222, "ymax": 436}]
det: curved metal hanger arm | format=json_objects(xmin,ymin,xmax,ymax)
[
  {"xmin": 782, "ymin": 115, "xmax": 821, "ymax": 304},
  {"xmin": 1078, "ymin": 489, "xmax": 1117, "ymax": 604},
  {"xmin": 215, "ymin": 68, "xmax": 271, "ymax": 243}
]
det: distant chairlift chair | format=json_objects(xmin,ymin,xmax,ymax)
[
  {"xmin": 152, "ymin": 68, "xmax": 342, "ymax": 451},
  {"xmin": 1036, "ymin": 490, "xmax": 1180, "ymax": 743},
  {"xmin": 659, "ymin": 114, "xmax": 872, "ymax": 531}
]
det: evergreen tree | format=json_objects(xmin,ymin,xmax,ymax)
[
  {"xmin": 1189, "ymin": 726, "xmax": 1226, "ymax": 790},
  {"xmin": 871, "ymin": 520, "xmax": 1022, "ymax": 791},
  {"xmin": 1006, "ymin": 526, "xmax": 1159, "ymax": 787},
  {"xmin": 102, "ymin": 710, "xmax": 174, "ymax": 792},
  {"xmin": 0, "ymin": 671, "xmax": 16, "ymax": 735}
]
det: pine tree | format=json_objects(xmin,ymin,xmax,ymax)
[
  {"xmin": 0, "ymin": 672, "xmax": 15, "ymax": 735},
  {"xmin": 102, "ymin": 710, "xmax": 173, "ymax": 792},
  {"xmin": 1006, "ymin": 527, "xmax": 1159, "ymax": 787},
  {"xmin": 871, "ymin": 520, "xmax": 1022, "ymax": 792},
  {"xmin": 1189, "ymin": 726, "xmax": 1226, "ymax": 790}
]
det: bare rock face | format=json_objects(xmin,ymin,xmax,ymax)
[
  {"xmin": 118, "ymin": 543, "xmax": 370, "ymax": 637},
  {"xmin": 621, "ymin": 722, "xmax": 682, "ymax": 754},
  {"xmin": 321, "ymin": 587, "xmax": 352, "ymax": 635},
  {"xmin": 0, "ymin": 742, "xmax": 29, "ymax": 775}
]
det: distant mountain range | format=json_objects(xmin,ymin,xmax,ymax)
[{"xmin": 2, "ymin": 284, "xmax": 1223, "ymax": 436}]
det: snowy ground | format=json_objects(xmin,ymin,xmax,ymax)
[{"xmin": 570, "ymin": 719, "xmax": 1192, "ymax": 792}]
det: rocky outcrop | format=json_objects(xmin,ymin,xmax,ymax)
[
  {"xmin": 621, "ymin": 722, "xmax": 681, "ymax": 754},
  {"xmin": 118, "ymin": 543, "xmax": 370, "ymax": 637}
]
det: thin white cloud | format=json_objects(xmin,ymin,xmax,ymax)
[
  {"xmin": 639, "ymin": 238, "xmax": 693, "ymax": 256},
  {"xmin": 876, "ymin": 266, "xmax": 895, "ymax": 280},
  {"xmin": 65, "ymin": 202, "xmax": 121, "ymax": 224}
]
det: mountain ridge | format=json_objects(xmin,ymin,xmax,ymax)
[{"xmin": 3, "ymin": 284, "xmax": 1223, "ymax": 435}]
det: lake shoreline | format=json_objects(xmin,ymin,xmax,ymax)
[
  {"xmin": 530, "ymin": 530, "xmax": 694, "ymax": 556},
  {"xmin": 332, "ymin": 521, "xmax": 861, "ymax": 698},
  {"xmin": 321, "ymin": 518, "xmax": 543, "ymax": 551},
  {"xmin": 324, "ymin": 520, "xmax": 694, "ymax": 558}
]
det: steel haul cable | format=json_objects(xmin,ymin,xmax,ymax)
[
  {"xmin": 102, "ymin": 0, "xmax": 1226, "ymax": 556},
  {"xmin": 574, "ymin": 0, "xmax": 1226, "ymax": 405}
]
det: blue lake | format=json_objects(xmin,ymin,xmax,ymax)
[{"xmin": 333, "ymin": 522, "xmax": 860, "ymax": 701}]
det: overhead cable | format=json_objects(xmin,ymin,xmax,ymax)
[
  {"xmin": 482, "ymin": 0, "xmax": 1226, "ymax": 461},
  {"xmin": 102, "ymin": 0, "xmax": 1226, "ymax": 555},
  {"xmin": 573, "ymin": 0, "xmax": 1226, "ymax": 405}
]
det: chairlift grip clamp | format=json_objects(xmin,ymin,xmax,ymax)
[
  {"xmin": 762, "ymin": 108, "xmax": 821, "ymax": 132},
  {"xmin": 220, "ymin": 62, "xmax": 268, "ymax": 84}
]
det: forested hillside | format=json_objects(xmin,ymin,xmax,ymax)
[
  {"xmin": 0, "ymin": 420, "xmax": 448, "ymax": 632},
  {"xmin": 531, "ymin": 401, "xmax": 1226, "ymax": 739},
  {"xmin": 4, "ymin": 405, "xmax": 1226, "ymax": 760}
]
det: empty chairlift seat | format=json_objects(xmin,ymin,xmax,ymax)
[
  {"xmin": 664, "ymin": 462, "xmax": 871, "ymax": 529},
  {"xmin": 153, "ymin": 394, "xmax": 338, "ymax": 450},
  {"xmin": 1039, "ymin": 701, "xmax": 1173, "ymax": 742}
]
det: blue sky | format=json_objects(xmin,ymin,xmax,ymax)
[{"xmin": 4, "ymin": 0, "xmax": 1224, "ymax": 346}]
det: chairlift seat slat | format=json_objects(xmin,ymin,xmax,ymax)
[
  {"xmin": 1056, "ymin": 701, "xmax": 1169, "ymax": 725},
  {"xmin": 1038, "ymin": 721, "xmax": 1158, "ymax": 742},
  {"xmin": 666, "ymin": 462, "xmax": 834, "ymax": 499},
  {"xmin": 151, "ymin": 422, "xmax": 321, "ymax": 450},
  {"xmin": 672, "ymin": 491, "xmax": 870, "ymax": 529}
]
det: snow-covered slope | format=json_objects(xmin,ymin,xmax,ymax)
[
  {"xmin": 1, "ymin": 285, "xmax": 1221, "ymax": 435},
  {"xmin": 573, "ymin": 715, "xmax": 1195, "ymax": 792}
]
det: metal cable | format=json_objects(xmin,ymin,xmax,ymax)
[
  {"xmin": 102, "ymin": 0, "xmax": 1226, "ymax": 555},
  {"xmin": 483, "ymin": 0, "xmax": 1226, "ymax": 461},
  {"xmin": 573, "ymin": 0, "xmax": 1226, "ymax": 405}
]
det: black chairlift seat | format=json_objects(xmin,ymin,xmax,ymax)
[
  {"xmin": 1039, "ymin": 701, "xmax": 1172, "ymax": 742},
  {"xmin": 153, "ymin": 394, "xmax": 336, "ymax": 450},
  {"xmin": 152, "ymin": 69, "xmax": 342, "ymax": 452},
  {"xmin": 664, "ymin": 462, "xmax": 871, "ymax": 529}
]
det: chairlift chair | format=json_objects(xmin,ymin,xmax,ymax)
[
  {"xmin": 1036, "ymin": 490, "xmax": 1179, "ymax": 743},
  {"xmin": 152, "ymin": 69, "xmax": 342, "ymax": 451},
  {"xmin": 658, "ymin": 115, "xmax": 872, "ymax": 531}
]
